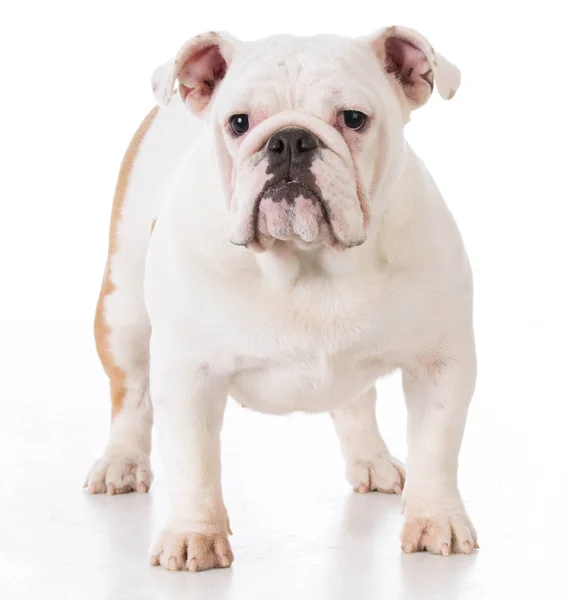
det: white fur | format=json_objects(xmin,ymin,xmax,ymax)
[{"xmin": 92, "ymin": 29, "xmax": 477, "ymax": 568}]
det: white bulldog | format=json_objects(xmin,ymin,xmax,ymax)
[{"xmin": 87, "ymin": 26, "xmax": 478, "ymax": 571}]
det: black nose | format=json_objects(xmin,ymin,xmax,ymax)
[{"xmin": 267, "ymin": 128, "xmax": 318, "ymax": 163}]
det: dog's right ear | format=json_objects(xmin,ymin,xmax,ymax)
[{"xmin": 151, "ymin": 32, "xmax": 240, "ymax": 116}]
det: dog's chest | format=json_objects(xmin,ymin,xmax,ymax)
[
  {"xmin": 227, "ymin": 276, "xmax": 403, "ymax": 414},
  {"xmin": 230, "ymin": 347, "xmax": 393, "ymax": 414}
]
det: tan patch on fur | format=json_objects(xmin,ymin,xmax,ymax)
[
  {"xmin": 150, "ymin": 218, "xmax": 157, "ymax": 235},
  {"xmin": 94, "ymin": 106, "xmax": 160, "ymax": 419}
]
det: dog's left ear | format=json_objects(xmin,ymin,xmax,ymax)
[
  {"xmin": 369, "ymin": 26, "xmax": 461, "ymax": 109},
  {"xmin": 151, "ymin": 31, "xmax": 240, "ymax": 115}
]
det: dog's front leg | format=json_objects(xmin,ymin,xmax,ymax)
[
  {"xmin": 149, "ymin": 348, "xmax": 232, "ymax": 572},
  {"xmin": 401, "ymin": 342, "xmax": 478, "ymax": 555}
]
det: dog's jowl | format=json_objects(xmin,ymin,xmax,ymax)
[{"xmin": 87, "ymin": 27, "xmax": 477, "ymax": 571}]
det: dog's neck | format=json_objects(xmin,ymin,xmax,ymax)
[{"xmin": 253, "ymin": 199, "xmax": 409, "ymax": 289}]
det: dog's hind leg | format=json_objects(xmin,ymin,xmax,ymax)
[
  {"xmin": 84, "ymin": 108, "xmax": 160, "ymax": 495},
  {"xmin": 331, "ymin": 387, "xmax": 405, "ymax": 494},
  {"xmin": 86, "ymin": 278, "xmax": 153, "ymax": 495}
]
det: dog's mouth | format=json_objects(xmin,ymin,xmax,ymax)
[
  {"xmin": 252, "ymin": 179, "xmax": 338, "ymax": 249},
  {"xmin": 229, "ymin": 159, "xmax": 368, "ymax": 253}
]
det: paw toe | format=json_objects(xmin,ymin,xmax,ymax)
[
  {"xmin": 151, "ymin": 531, "xmax": 233, "ymax": 572},
  {"xmin": 349, "ymin": 456, "xmax": 405, "ymax": 494},
  {"xmin": 85, "ymin": 453, "xmax": 152, "ymax": 495},
  {"xmin": 401, "ymin": 511, "xmax": 478, "ymax": 555}
]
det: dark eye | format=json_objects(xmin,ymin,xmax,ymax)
[
  {"xmin": 342, "ymin": 110, "xmax": 367, "ymax": 131},
  {"xmin": 229, "ymin": 114, "xmax": 249, "ymax": 135}
]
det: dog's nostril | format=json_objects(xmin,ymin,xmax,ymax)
[
  {"xmin": 268, "ymin": 136, "xmax": 285, "ymax": 153},
  {"xmin": 297, "ymin": 133, "xmax": 317, "ymax": 153}
]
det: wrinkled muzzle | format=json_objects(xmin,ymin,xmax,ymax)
[{"xmin": 228, "ymin": 114, "xmax": 368, "ymax": 252}]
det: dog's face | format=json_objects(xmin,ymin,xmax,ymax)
[{"xmin": 152, "ymin": 28, "xmax": 460, "ymax": 252}]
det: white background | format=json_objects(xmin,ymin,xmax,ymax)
[{"xmin": 1, "ymin": 1, "xmax": 570, "ymax": 598}]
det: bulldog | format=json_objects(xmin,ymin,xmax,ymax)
[{"xmin": 87, "ymin": 27, "xmax": 478, "ymax": 571}]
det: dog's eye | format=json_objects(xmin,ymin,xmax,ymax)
[
  {"xmin": 342, "ymin": 110, "xmax": 367, "ymax": 131},
  {"xmin": 229, "ymin": 114, "xmax": 250, "ymax": 136}
]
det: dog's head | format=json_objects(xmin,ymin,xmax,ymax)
[{"xmin": 152, "ymin": 28, "xmax": 460, "ymax": 252}]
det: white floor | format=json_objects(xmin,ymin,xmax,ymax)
[{"xmin": 1, "ymin": 324, "xmax": 569, "ymax": 600}]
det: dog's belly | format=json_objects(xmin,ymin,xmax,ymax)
[{"xmin": 229, "ymin": 353, "xmax": 393, "ymax": 414}]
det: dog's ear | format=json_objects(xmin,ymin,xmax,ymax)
[
  {"xmin": 151, "ymin": 31, "xmax": 240, "ymax": 115},
  {"xmin": 369, "ymin": 26, "xmax": 460, "ymax": 109}
]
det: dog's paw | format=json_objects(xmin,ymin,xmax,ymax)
[
  {"xmin": 401, "ymin": 500, "xmax": 478, "ymax": 555},
  {"xmin": 150, "ymin": 530, "xmax": 234, "ymax": 572},
  {"xmin": 346, "ymin": 454, "xmax": 405, "ymax": 494},
  {"xmin": 84, "ymin": 449, "xmax": 152, "ymax": 495}
]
